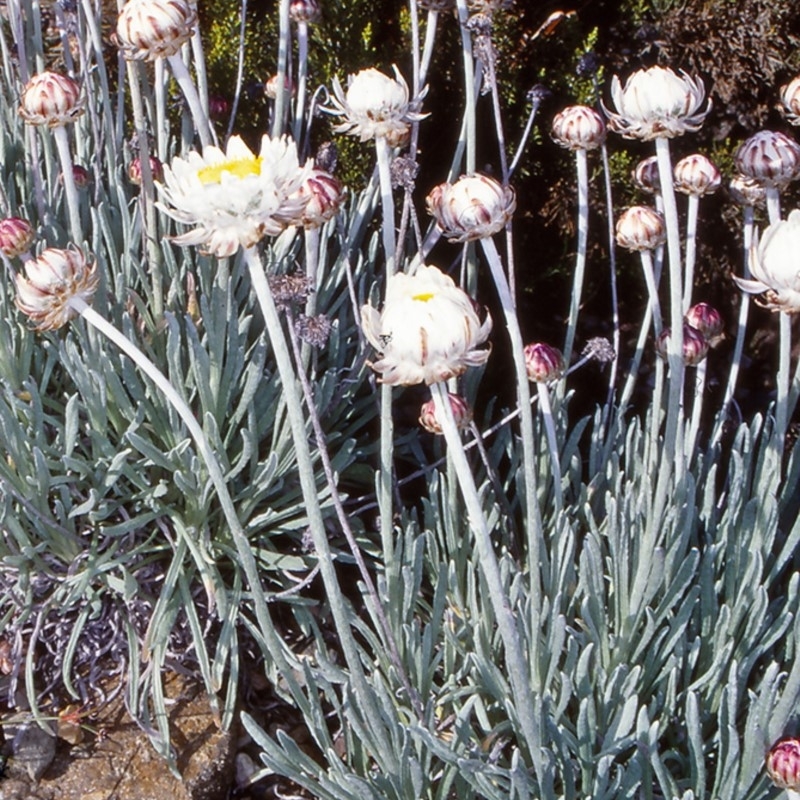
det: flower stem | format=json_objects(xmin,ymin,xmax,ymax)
[
  {"xmin": 480, "ymin": 237, "xmax": 545, "ymax": 599},
  {"xmin": 430, "ymin": 380, "xmax": 542, "ymax": 770},
  {"xmin": 292, "ymin": 21, "xmax": 309, "ymax": 144},
  {"xmin": 419, "ymin": 9, "xmax": 438, "ymax": 88},
  {"xmin": 243, "ymin": 247, "xmax": 392, "ymax": 753},
  {"xmin": 166, "ymin": 53, "xmax": 214, "ymax": 148},
  {"xmin": 562, "ymin": 148, "xmax": 588, "ymax": 368},
  {"xmin": 536, "ymin": 381, "xmax": 563, "ymax": 513},
  {"xmin": 685, "ymin": 360, "xmax": 707, "ymax": 466},
  {"xmin": 68, "ymin": 298, "xmax": 306, "ymax": 702},
  {"xmin": 272, "ymin": 0, "xmax": 291, "ymax": 138},
  {"xmin": 766, "ymin": 186, "xmax": 782, "ymax": 225},
  {"xmin": 776, "ymin": 311, "xmax": 792, "ymax": 458},
  {"xmin": 682, "ymin": 194, "xmax": 699, "ymax": 313},
  {"xmin": 455, "ymin": 0, "xmax": 476, "ymax": 174},
  {"xmin": 640, "ymin": 249, "xmax": 663, "ymax": 338},
  {"xmin": 52, "ymin": 125, "xmax": 82, "ymax": 244}
]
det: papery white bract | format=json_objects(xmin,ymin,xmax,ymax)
[
  {"xmin": 326, "ymin": 66, "xmax": 426, "ymax": 145},
  {"xmin": 115, "ymin": 0, "xmax": 197, "ymax": 61},
  {"xmin": 673, "ymin": 154, "xmax": 721, "ymax": 196},
  {"xmin": 426, "ymin": 174, "xmax": 516, "ymax": 242},
  {"xmin": 361, "ymin": 265, "xmax": 492, "ymax": 386},
  {"xmin": 158, "ymin": 135, "xmax": 312, "ymax": 257},
  {"xmin": 734, "ymin": 130, "xmax": 800, "ymax": 189},
  {"xmin": 615, "ymin": 206, "xmax": 666, "ymax": 252},
  {"xmin": 605, "ymin": 65, "xmax": 710, "ymax": 141},
  {"xmin": 15, "ymin": 247, "xmax": 98, "ymax": 330},
  {"xmin": 734, "ymin": 209, "xmax": 800, "ymax": 313},
  {"xmin": 551, "ymin": 105, "xmax": 606, "ymax": 151},
  {"xmin": 19, "ymin": 71, "xmax": 83, "ymax": 127}
]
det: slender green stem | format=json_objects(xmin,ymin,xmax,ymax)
[
  {"xmin": 292, "ymin": 21, "xmax": 309, "ymax": 144},
  {"xmin": 509, "ymin": 90, "xmax": 543, "ymax": 179},
  {"xmin": 68, "ymin": 298, "xmax": 306, "ymax": 702},
  {"xmin": 455, "ymin": 0, "xmax": 476, "ymax": 174},
  {"xmin": 52, "ymin": 125, "xmax": 82, "ymax": 244},
  {"xmin": 682, "ymin": 194, "xmax": 699, "ymax": 313},
  {"xmin": 563, "ymin": 148, "xmax": 588, "ymax": 367},
  {"xmin": 166, "ymin": 53, "xmax": 214, "ymax": 148},
  {"xmin": 243, "ymin": 246, "xmax": 393, "ymax": 756},
  {"xmin": 536, "ymin": 381, "xmax": 563, "ymax": 513},
  {"xmin": 272, "ymin": 0, "xmax": 291, "ymax": 137},
  {"xmin": 480, "ymin": 237, "xmax": 544, "ymax": 599},
  {"xmin": 430, "ymin": 380, "xmax": 542, "ymax": 771}
]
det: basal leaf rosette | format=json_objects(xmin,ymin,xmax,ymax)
[
  {"xmin": 361, "ymin": 264, "xmax": 492, "ymax": 386},
  {"xmin": 734, "ymin": 209, "xmax": 800, "ymax": 313},
  {"xmin": 15, "ymin": 246, "xmax": 99, "ymax": 331},
  {"xmin": 158, "ymin": 135, "xmax": 312, "ymax": 257},
  {"xmin": 604, "ymin": 65, "xmax": 710, "ymax": 141}
]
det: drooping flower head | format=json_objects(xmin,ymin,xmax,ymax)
[
  {"xmin": 426, "ymin": 174, "xmax": 516, "ymax": 242},
  {"xmin": 19, "ymin": 71, "xmax": 84, "ymax": 127},
  {"xmin": 15, "ymin": 247, "xmax": 98, "ymax": 330},
  {"xmin": 419, "ymin": 393, "xmax": 473, "ymax": 434},
  {"xmin": 550, "ymin": 105, "xmax": 606, "ymax": 151},
  {"xmin": 734, "ymin": 209, "xmax": 800, "ymax": 313},
  {"xmin": 767, "ymin": 738, "xmax": 800, "ymax": 791},
  {"xmin": 115, "ymin": 0, "xmax": 197, "ymax": 61},
  {"xmin": 735, "ymin": 131, "xmax": 800, "ymax": 189},
  {"xmin": 157, "ymin": 134, "xmax": 312, "ymax": 257},
  {"xmin": 326, "ymin": 66, "xmax": 426, "ymax": 145},
  {"xmin": 673, "ymin": 153, "xmax": 721, "ymax": 196},
  {"xmin": 615, "ymin": 206, "xmax": 666, "ymax": 252},
  {"xmin": 604, "ymin": 65, "xmax": 710, "ymax": 141},
  {"xmin": 361, "ymin": 264, "xmax": 492, "ymax": 386}
]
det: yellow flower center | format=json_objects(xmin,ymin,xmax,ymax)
[
  {"xmin": 412, "ymin": 292, "xmax": 435, "ymax": 302},
  {"xmin": 197, "ymin": 156, "xmax": 262, "ymax": 184}
]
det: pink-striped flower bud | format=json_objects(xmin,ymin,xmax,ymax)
[
  {"xmin": 15, "ymin": 246, "xmax": 99, "ymax": 331},
  {"xmin": 728, "ymin": 174, "xmax": 766, "ymax": 208},
  {"xmin": 65, "ymin": 164, "xmax": 91, "ymax": 189},
  {"xmin": 631, "ymin": 156, "xmax": 661, "ymax": 194},
  {"xmin": 426, "ymin": 174, "xmax": 516, "ymax": 242},
  {"xmin": 290, "ymin": 0, "xmax": 321, "ymax": 23},
  {"xmin": 767, "ymin": 738, "xmax": 800, "ymax": 791},
  {"xmin": 419, "ymin": 393, "xmax": 473, "ymax": 434},
  {"xmin": 0, "ymin": 217, "xmax": 34, "ymax": 258},
  {"xmin": 294, "ymin": 168, "xmax": 344, "ymax": 229},
  {"xmin": 524, "ymin": 342, "xmax": 565, "ymax": 383},
  {"xmin": 551, "ymin": 105, "xmax": 606, "ymax": 151},
  {"xmin": 615, "ymin": 206, "xmax": 666, "ymax": 251},
  {"xmin": 656, "ymin": 323, "xmax": 708, "ymax": 366},
  {"xmin": 265, "ymin": 73, "xmax": 295, "ymax": 100},
  {"xmin": 128, "ymin": 155, "xmax": 164, "ymax": 186},
  {"xmin": 735, "ymin": 130, "xmax": 800, "ymax": 189},
  {"xmin": 115, "ymin": 0, "xmax": 197, "ymax": 61},
  {"xmin": 673, "ymin": 153, "xmax": 721, "ymax": 196},
  {"xmin": 685, "ymin": 302, "xmax": 723, "ymax": 346},
  {"xmin": 19, "ymin": 71, "xmax": 84, "ymax": 127},
  {"xmin": 781, "ymin": 76, "xmax": 800, "ymax": 126}
]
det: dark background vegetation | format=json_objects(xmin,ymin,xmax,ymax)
[{"xmin": 197, "ymin": 0, "xmax": 800, "ymax": 414}]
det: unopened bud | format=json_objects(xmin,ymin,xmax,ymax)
[
  {"xmin": 524, "ymin": 342, "xmax": 565, "ymax": 383},
  {"xmin": 419, "ymin": 393, "xmax": 473, "ymax": 434},
  {"xmin": 615, "ymin": 206, "xmax": 666, "ymax": 251},
  {"xmin": 656, "ymin": 324, "xmax": 708, "ymax": 366}
]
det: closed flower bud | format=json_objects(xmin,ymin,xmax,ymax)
[
  {"xmin": 115, "ymin": 0, "xmax": 197, "ymax": 61},
  {"xmin": 767, "ymin": 738, "xmax": 800, "ymax": 791},
  {"xmin": 207, "ymin": 95, "xmax": 230, "ymax": 119},
  {"xmin": 0, "ymin": 217, "xmax": 34, "ymax": 258},
  {"xmin": 673, "ymin": 154, "xmax": 721, "ymax": 196},
  {"xmin": 290, "ymin": 0, "xmax": 321, "ymax": 23},
  {"xmin": 63, "ymin": 164, "xmax": 91, "ymax": 189},
  {"xmin": 19, "ymin": 71, "xmax": 83, "ymax": 127},
  {"xmin": 524, "ymin": 342, "xmax": 565, "ymax": 383},
  {"xmin": 781, "ymin": 77, "xmax": 800, "ymax": 126},
  {"xmin": 426, "ymin": 174, "xmax": 516, "ymax": 242},
  {"xmin": 615, "ymin": 206, "xmax": 666, "ymax": 251},
  {"xmin": 735, "ymin": 130, "xmax": 800, "ymax": 189},
  {"xmin": 685, "ymin": 302, "xmax": 723, "ymax": 345},
  {"xmin": 265, "ymin": 73, "xmax": 295, "ymax": 100},
  {"xmin": 656, "ymin": 323, "xmax": 708, "ymax": 366},
  {"xmin": 631, "ymin": 156, "xmax": 661, "ymax": 194},
  {"xmin": 728, "ymin": 174, "xmax": 766, "ymax": 208},
  {"xmin": 15, "ymin": 246, "xmax": 99, "ymax": 331},
  {"xmin": 128, "ymin": 155, "xmax": 164, "ymax": 186},
  {"xmin": 293, "ymin": 168, "xmax": 344, "ymax": 229},
  {"xmin": 551, "ymin": 105, "xmax": 606, "ymax": 151},
  {"xmin": 419, "ymin": 393, "xmax": 473, "ymax": 434}
]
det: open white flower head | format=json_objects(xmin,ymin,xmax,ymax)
[
  {"xmin": 326, "ymin": 66, "xmax": 427, "ymax": 145},
  {"xmin": 426, "ymin": 174, "xmax": 516, "ymax": 242},
  {"xmin": 604, "ymin": 65, "xmax": 710, "ymax": 141},
  {"xmin": 158, "ymin": 135, "xmax": 312, "ymax": 257},
  {"xmin": 15, "ymin": 247, "xmax": 98, "ymax": 331},
  {"xmin": 115, "ymin": 0, "xmax": 197, "ymax": 61},
  {"xmin": 734, "ymin": 209, "xmax": 800, "ymax": 313},
  {"xmin": 361, "ymin": 264, "xmax": 492, "ymax": 386}
]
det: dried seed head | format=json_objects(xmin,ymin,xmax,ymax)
[
  {"xmin": 269, "ymin": 273, "xmax": 314, "ymax": 310},
  {"xmin": 295, "ymin": 313, "xmax": 332, "ymax": 348}
]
